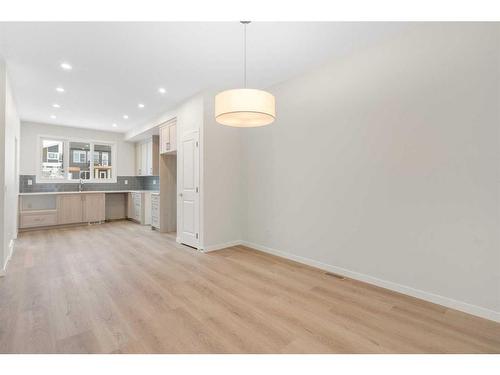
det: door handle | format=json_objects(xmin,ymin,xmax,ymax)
[{"xmin": 179, "ymin": 193, "xmax": 183, "ymax": 197}]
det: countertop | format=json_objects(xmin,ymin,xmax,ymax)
[{"xmin": 19, "ymin": 190, "xmax": 159, "ymax": 196}]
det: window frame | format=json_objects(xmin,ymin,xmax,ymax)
[
  {"xmin": 72, "ymin": 149, "xmax": 87, "ymax": 164},
  {"xmin": 36, "ymin": 135, "xmax": 117, "ymax": 184}
]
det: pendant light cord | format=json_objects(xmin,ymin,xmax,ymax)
[
  {"xmin": 241, "ymin": 21, "xmax": 251, "ymax": 88},
  {"xmin": 244, "ymin": 22, "xmax": 247, "ymax": 88}
]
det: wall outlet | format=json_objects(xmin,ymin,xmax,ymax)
[
  {"xmin": 27, "ymin": 179, "xmax": 33, "ymax": 185},
  {"xmin": 124, "ymin": 180, "xmax": 128, "ymax": 185}
]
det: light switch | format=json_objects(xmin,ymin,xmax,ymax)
[
  {"xmin": 153, "ymin": 180, "xmax": 156, "ymax": 185},
  {"xmin": 27, "ymin": 179, "xmax": 33, "ymax": 185},
  {"xmin": 124, "ymin": 180, "xmax": 128, "ymax": 185}
]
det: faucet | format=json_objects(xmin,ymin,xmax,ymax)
[{"xmin": 79, "ymin": 178, "xmax": 84, "ymax": 192}]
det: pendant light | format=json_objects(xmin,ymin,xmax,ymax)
[{"xmin": 215, "ymin": 21, "xmax": 276, "ymax": 127}]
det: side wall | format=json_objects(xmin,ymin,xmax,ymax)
[
  {"xmin": 0, "ymin": 60, "xmax": 21, "ymax": 274},
  {"xmin": 202, "ymin": 92, "xmax": 243, "ymax": 250},
  {"xmin": 243, "ymin": 23, "xmax": 500, "ymax": 320}
]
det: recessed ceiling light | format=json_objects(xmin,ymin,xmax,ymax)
[
  {"xmin": 52, "ymin": 103, "xmax": 61, "ymax": 108},
  {"xmin": 60, "ymin": 62, "xmax": 72, "ymax": 70},
  {"xmin": 123, "ymin": 115, "xmax": 129, "ymax": 120},
  {"xmin": 55, "ymin": 87, "xmax": 65, "ymax": 93},
  {"xmin": 138, "ymin": 103, "xmax": 145, "ymax": 109},
  {"xmin": 50, "ymin": 115, "xmax": 56, "ymax": 119},
  {"xmin": 158, "ymin": 87, "xmax": 166, "ymax": 94},
  {"xmin": 112, "ymin": 123, "xmax": 117, "ymax": 128}
]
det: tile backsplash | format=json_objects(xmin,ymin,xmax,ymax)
[{"xmin": 19, "ymin": 175, "xmax": 160, "ymax": 193}]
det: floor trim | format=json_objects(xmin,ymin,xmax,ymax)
[
  {"xmin": 203, "ymin": 240, "xmax": 243, "ymax": 253},
  {"xmin": 239, "ymin": 240, "xmax": 500, "ymax": 323}
]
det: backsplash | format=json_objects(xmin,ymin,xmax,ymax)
[{"xmin": 19, "ymin": 175, "xmax": 159, "ymax": 193}]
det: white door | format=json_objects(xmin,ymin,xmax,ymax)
[{"xmin": 180, "ymin": 131, "xmax": 200, "ymax": 248}]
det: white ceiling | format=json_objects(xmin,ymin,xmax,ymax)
[{"xmin": 0, "ymin": 22, "xmax": 406, "ymax": 133}]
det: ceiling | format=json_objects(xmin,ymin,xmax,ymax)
[{"xmin": 0, "ymin": 22, "xmax": 406, "ymax": 133}]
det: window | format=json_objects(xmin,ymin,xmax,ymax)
[
  {"xmin": 38, "ymin": 136, "xmax": 116, "ymax": 183},
  {"xmin": 93, "ymin": 144, "xmax": 112, "ymax": 179},
  {"xmin": 72, "ymin": 150, "xmax": 87, "ymax": 163},
  {"xmin": 47, "ymin": 152, "xmax": 59, "ymax": 160},
  {"xmin": 69, "ymin": 142, "xmax": 90, "ymax": 180},
  {"xmin": 41, "ymin": 139, "xmax": 64, "ymax": 180}
]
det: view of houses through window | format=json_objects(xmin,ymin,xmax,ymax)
[{"xmin": 40, "ymin": 137, "xmax": 115, "ymax": 182}]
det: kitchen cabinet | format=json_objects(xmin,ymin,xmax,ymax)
[
  {"xmin": 151, "ymin": 193, "xmax": 160, "ymax": 229},
  {"xmin": 135, "ymin": 136, "xmax": 159, "ymax": 176},
  {"xmin": 159, "ymin": 121, "xmax": 177, "ymax": 154},
  {"xmin": 20, "ymin": 210, "xmax": 58, "ymax": 228},
  {"xmin": 57, "ymin": 194, "xmax": 84, "ymax": 224},
  {"xmin": 135, "ymin": 142, "xmax": 142, "ymax": 175},
  {"xmin": 127, "ymin": 192, "xmax": 152, "ymax": 225},
  {"xmin": 83, "ymin": 193, "xmax": 105, "ymax": 222},
  {"xmin": 57, "ymin": 193, "xmax": 105, "ymax": 225}
]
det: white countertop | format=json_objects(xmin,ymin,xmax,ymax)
[{"xmin": 19, "ymin": 190, "xmax": 159, "ymax": 196}]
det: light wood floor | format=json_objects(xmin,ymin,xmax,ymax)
[{"xmin": 1, "ymin": 221, "xmax": 499, "ymax": 353}]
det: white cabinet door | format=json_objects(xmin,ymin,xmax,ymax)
[
  {"xmin": 180, "ymin": 131, "xmax": 200, "ymax": 248},
  {"xmin": 151, "ymin": 194, "xmax": 159, "ymax": 229},
  {"xmin": 146, "ymin": 140, "xmax": 153, "ymax": 175},
  {"xmin": 160, "ymin": 125, "xmax": 170, "ymax": 154},
  {"xmin": 141, "ymin": 142, "xmax": 148, "ymax": 176},
  {"xmin": 135, "ymin": 142, "xmax": 142, "ymax": 175},
  {"xmin": 169, "ymin": 124, "xmax": 177, "ymax": 153}
]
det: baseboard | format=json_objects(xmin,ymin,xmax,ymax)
[
  {"xmin": 240, "ymin": 240, "xmax": 500, "ymax": 323},
  {"xmin": 1, "ymin": 239, "xmax": 15, "ymax": 277},
  {"xmin": 203, "ymin": 240, "xmax": 243, "ymax": 253}
]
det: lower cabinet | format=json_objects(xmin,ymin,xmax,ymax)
[
  {"xmin": 151, "ymin": 193, "xmax": 160, "ymax": 229},
  {"xmin": 83, "ymin": 193, "xmax": 105, "ymax": 222},
  {"xmin": 127, "ymin": 192, "xmax": 144, "ymax": 223},
  {"xmin": 57, "ymin": 193, "xmax": 105, "ymax": 225},
  {"xmin": 19, "ymin": 210, "xmax": 58, "ymax": 228},
  {"xmin": 19, "ymin": 193, "xmax": 106, "ymax": 229},
  {"xmin": 57, "ymin": 194, "xmax": 84, "ymax": 224},
  {"xmin": 127, "ymin": 192, "xmax": 151, "ymax": 225}
]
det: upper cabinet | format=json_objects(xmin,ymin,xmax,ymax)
[
  {"xmin": 159, "ymin": 120, "xmax": 177, "ymax": 154},
  {"xmin": 135, "ymin": 135, "xmax": 159, "ymax": 176}
]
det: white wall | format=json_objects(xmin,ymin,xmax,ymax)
[
  {"xmin": 0, "ymin": 60, "xmax": 21, "ymax": 274},
  {"xmin": 202, "ymin": 92, "xmax": 243, "ymax": 249},
  {"xmin": 242, "ymin": 23, "xmax": 500, "ymax": 320},
  {"xmin": 20, "ymin": 121, "xmax": 135, "ymax": 176}
]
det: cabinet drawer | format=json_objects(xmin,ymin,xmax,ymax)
[{"xmin": 20, "ymin": 211, "xmax": 58, "ymax": 228}]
